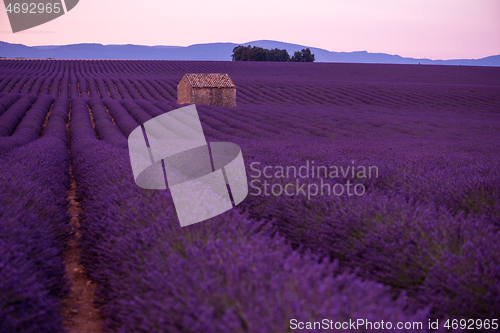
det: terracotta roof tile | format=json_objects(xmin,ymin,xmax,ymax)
[{"xmin": 184, "ymin": 73, "xmax": 235, "ymax": 88}]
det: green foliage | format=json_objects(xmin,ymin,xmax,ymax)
[
  {"xmin": 291, "ymin": 48, "xmax": 315, "ymax": 62},
  {"xmin": 232, "ymin": 45, "xmax": 315, "ymax": 62}
]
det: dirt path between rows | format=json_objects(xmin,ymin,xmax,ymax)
[{"xmin": 61, "ymin": 167, "xmax": 104, "ymax": 333}]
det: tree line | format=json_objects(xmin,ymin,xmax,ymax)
[{"xmin": 231, "ymin": 45, "xmax": 315, "ymax": 62}]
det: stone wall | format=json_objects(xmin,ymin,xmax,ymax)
[
  {"xmin": 177, "ymin": 77, "xmax": 193, "ymax": 104},
  {"xmin": 192, "ymin": 88, "xmax": 236, "ymax": 107}
]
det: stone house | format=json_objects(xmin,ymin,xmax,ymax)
[{"xmin": 177, "ymin": 73, "xmax": 236, "ymax": 107}]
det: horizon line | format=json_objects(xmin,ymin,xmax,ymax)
[{"xmin": 2, "ymin": 40, "xmax": 498, "ymax": 62}]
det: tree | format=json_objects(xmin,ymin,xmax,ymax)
[
  {"xmin": 268, "ymin": 48, "xmax": 290, "ymax": 62},
  {"xmin": 279, "ymin": 49, "xmax": 291, "ymax": 62},
  {"xmin": 301, "ymin": 48, "xmax": 315, "ymax": 62},
  {"xmin": 231, "ymin": 45, "xmax": 246, "ymax": 61},
  {"xmin": 231, "ymin": 45, "xmax": 308, "ymax": 62},
  {"xmin": 291, "ymin": 48, "xmax": 315, "ymax": 62},
  {"xmin": 250, "ymin": 46, "xmax": 269, "ymax": 61},
  {"xmin": 232, "ymin": 45, "xmax": 267, "ymax": 61},
  {"xmin": 291, "ymin": 51, "xmax": 303, "ymax": 62}
]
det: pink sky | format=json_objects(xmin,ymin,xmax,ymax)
[{"xmin": 0, "ymin": 0, "xmax": 499, "ymax": 60}]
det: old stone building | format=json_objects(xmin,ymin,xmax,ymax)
[{"xmin": 177, "ymin": 73, "xmax": 236, "ymax": 107}]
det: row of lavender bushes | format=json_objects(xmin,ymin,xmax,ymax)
[
  {"xmin": 239, "ymin": 138, "xmax": 500, "ymax": 320},
  {"xmin": 3, "ymin": 60, "xmax": 498, "ymax": 114},
  {"xmin": 2, "ymin": 60, "xmax": 499, "ymax": 87},
  {"xmin": 0, "ymin": 97, "xmax": 71, "ymax": 332},
  {"xmin": 0, "ymin": 67, "xmax": 177, "ymax": 101},
  {"xmin": 68, "ymin": 97, "xmax": 436, "ymax": 332}
]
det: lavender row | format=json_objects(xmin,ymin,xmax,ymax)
[
  {"xmin": 2, "ymin": 65, "xmax": 496, "ymax": 113},
  {"xmin": 70, "ymin": 97, "xmax": 138, "ymax": 148},
  {"xmin": 0, "ymin": 105, "xmax": 71, "ymax": 332},
  {"xmin": 9, "ymin": 77, "xmax": 30, "ymax": 94},
  {"xmin": 1, "ymin": 77, "xmax": 22, "ymax": 94},
  {"xmin": 0, "ymin": 93, "xmax": 21, "ymax": 117},
  {"xmin": 246, "ymin": 190, "xmax": 500, "ymax": 318},
  {"xmin": 42, "ymin": 97, "xmax": 71, "ymax": 143},
  {"xmin": 0, "ymin": 94, "xmax": 38, "ymax": 137},
  {"xmin": 2, "ymin": 60, "xmax": 499, "ymax": 87},
  {"xmin": 111, "ymin": 78, "xmax": 132, "ymax": 99},
  {"xmin": 102, "ymin": 98, "xmax": 140, "ymax": 137},
  {"xmin": 132, "ymin": 78, "xmax": 162, "ymax": 101},
  {"xmin": 0, "ymin": 95, "xmax": 54, "ymax": 155},
  {"xmin": 102, "ymin": 78, "xmax": 121, "ymax": 99},
  {"xmin": 67, "ymin": 113, "xmax": 432, "ymax": 332},
  {"xmin": 119, "ymin": 99, "xmax": 154, "ymax": 124},
  {"xmin": 69, "ymin": 97, "xmax": 98, "ymax": 143},
  {"xmin": 239, "ymin": 138, "xmax": 500, "ymax": 320},
  {"xmin": 29, "ymin": 75, "xmax": 50, "ymax": 95},
  {"xmin": 145, "ymin": 78, "xmax": 177, "ymax": 101},
  {"xmin": 87, "ymin": 98, "xmax": 128, "ymax": 148}
]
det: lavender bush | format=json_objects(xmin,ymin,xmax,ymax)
[
  {"xmin": 0, "ymin": 94, "xmax": 38, "ymax": 137},
  {"xmin": 0, "ymin": 95, "xmax": 54, "ymax": 154},
  {"xmin": 69, "ymin": 136, "xmax": 431, "ymax": 333},
  {"xmin": 0, "ymin": 100, "xmax": 70, "ymax": 332}
]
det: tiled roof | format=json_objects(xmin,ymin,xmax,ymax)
[{"xmin": 183, "ymin": 73, "xmax": 235, "ymax": 88}]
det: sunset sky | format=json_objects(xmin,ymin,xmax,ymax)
[{"xmin": 0, "ymin": 0, "xmax": 499, "ymax": 60}]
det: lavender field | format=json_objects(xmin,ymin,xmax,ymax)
[{"xmin": 0, "ymin": 59, "xmax": 499, "ymax": 332}]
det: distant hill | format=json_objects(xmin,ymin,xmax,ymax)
[{"xmin": 1, "ymin": 40, "xmax": 498, "ymax": 66}]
